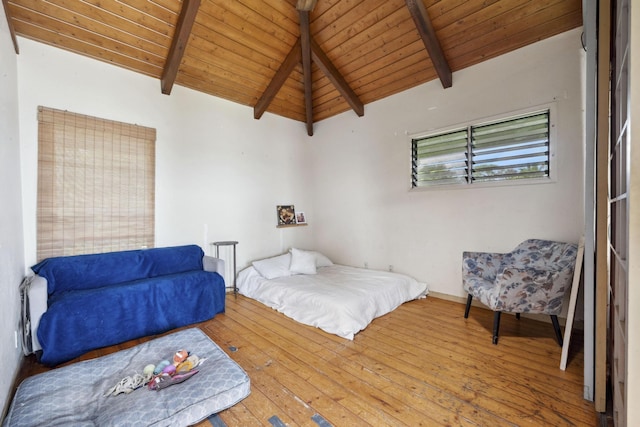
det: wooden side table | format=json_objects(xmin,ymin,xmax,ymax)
[{"xmin": 211, "ymin": 241, "xmax": 238, "ymax": 294}]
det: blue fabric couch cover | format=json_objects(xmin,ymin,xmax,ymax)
[{"xmin": 31, "ymin": 245, "xmax": 225, "ymax": 366}]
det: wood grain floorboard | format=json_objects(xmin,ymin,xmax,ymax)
[{"xmin": 10, "ymin": 294, "xmax": 598, "ymax": 426}]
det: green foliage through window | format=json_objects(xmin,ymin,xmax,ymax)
[{"xmin": 411, "ymin": 110, "xmax": 550, "ymax": 187}]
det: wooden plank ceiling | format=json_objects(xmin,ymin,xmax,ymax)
[{"xmin": 4, "ymin": 0, "xmax": 582, "ymax": 135}]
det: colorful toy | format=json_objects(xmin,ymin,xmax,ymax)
[
  {"xmin": 148, "ymin": 370, "xmax": 199, "ymax": 391},
  {"xmin": 153, "ymin": 360, "xmax": 170, "ymax": 375},
  {"xmin": 162, "ymin": 364, "xmax": 176, "ymax": 375},
  {"xmin": 105, "ymin": 349, "xmax": 203, "ymax": 397},
  {"xmin": 143, "ymin": 364, "xmax": 155, "ymax": 376},
  {"xmin": 173, "ymin": 349, "xmax": 189, "ymax": 364}
]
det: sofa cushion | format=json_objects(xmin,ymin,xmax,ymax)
[
  {"xmin": 37, "ymin": 270, "xmax": 224, "ymax": 365},
  {"xmin": 144, "ymin": 245, "xmax": 204, "ymax": 277},
  {"xmin": 32, "ymin": 245, "xmax": 204, "ymax": 295},
  {"xmin": 32, "ymin": 250, "xmax": 147, "ymax": 295}
]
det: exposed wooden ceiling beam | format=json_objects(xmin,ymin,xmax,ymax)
[
  {"xmin": 160, "ymin": 0, "xmax": 200, "ymax": 95},
  {"xmin": 311, "ymin": 39, "xmax": 364, "ymax": 117},
  {"xmin": 2, "ymin": 0, "xmax": 19, "ymax": 53},
  {"xmin": 3, "ymin": 0, "xmax": 582, "ymax": 124},
  {"xmin": 258, "ymin": 1, "xmax": 362, "ymax": 133},
  {"xmin": 299, "ymin": 9, "xmax": 314, "ymax": 136},
  {"xmin": 296, "ymin": 0, "xmax": 317, "ymax": 12},
  {"xmin": 405, "ymin": 0, "xmax": 452, "ymax": 88},
  {"xmin": 254, "ymin": 38, "xmax": 302, "ymax": 119}
]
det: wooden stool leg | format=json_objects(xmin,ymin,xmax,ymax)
[
  {"xmin": 492, "ymin": 311, "xmax": 501, "ymax": 345},
  {"xmin": 464, "ymin": 294, "xmax": 473, "ymax": 318}
]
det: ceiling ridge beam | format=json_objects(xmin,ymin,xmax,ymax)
[
  {"xmin": 311, "ymin": 39, "xmax": 364, "ymax": 117},
  {"xmin": 254, "ymin": 38, "xmax": 301, "ymax": 120},
  {"xmin": 405, "ymin": 0, "xmax": 452, "ymax": 88},
  {"xmin": 299, "ymin": 9, "xmax": 314, "ymax": 136},
  {"xmin": 259, "ymin": 0, "xmax": 362, "ymax": 135},
  {"xmin": 160, "ymin": 0, "xmax": 200, "ymax": 95},
  {"xmin": 2, "ymin": 0, "xmax": 19, "ymax": 53}
]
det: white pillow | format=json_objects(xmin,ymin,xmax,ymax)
[
  {"xmin": 289, "ymin": 248, "xmax": 317, "ymax": 275},
  {"xmin": 252, "ymin": 253, "xmax": 292, "ymax": 280},
  {"xmin": 290, "ymin": 248, "xmax": 334, "ymax": 267},
  {"xmin": 310, "ymin": 251, "xmax": 333, "ymax": 267}
]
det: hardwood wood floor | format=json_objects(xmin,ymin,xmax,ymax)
[{"xmin": 12, "ymin": 295, "xmax": 598, "ymax": 426}]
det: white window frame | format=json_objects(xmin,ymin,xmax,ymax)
[{"xmin": 409, "ymin": 103, "xmax": 558, "ymax": 190}]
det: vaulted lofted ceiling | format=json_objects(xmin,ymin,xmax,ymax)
[{"xmin": 3, "ymin": 0, "xmax": 582, "ymax": 135}]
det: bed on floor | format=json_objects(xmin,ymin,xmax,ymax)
[{"xmin": 237, "ymin": 248, "xmax": 428, "ymax": 340}]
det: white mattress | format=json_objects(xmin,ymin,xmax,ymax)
[{"xmin": 237, "ymin": 264, "xmax": 428, "ymax": 340}]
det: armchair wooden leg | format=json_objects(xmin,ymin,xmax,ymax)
[
  {"xmin": 464, "ymin": 294, "xmax": 473, "ymax": 318},
  {"xmin": 492, "ymin": 311, "xmax": 501, "ymax": 345},
  {"xmin": 550, "ymin": 315, "xmax": 563, "ymax": 347}
]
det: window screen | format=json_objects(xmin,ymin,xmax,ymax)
[{"xmin": 411, "ymin": 110, "xmax": 550, "ymax": 187}]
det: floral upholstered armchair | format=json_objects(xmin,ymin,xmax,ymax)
[{"xmin": 462, "ymin": 239, "xmax": 578, "ymax": 345}]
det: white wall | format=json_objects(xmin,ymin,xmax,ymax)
[
  {"xmin": 14, "ymin": 28, "xmax": 585, "ymax": 301},
  {"xmin": 16, "ymin": 38, "xmax": 315, "ymax": 272},
  {"xmin": 310, "ymin": 29, "xmax": 585, "ymax": 299},
  {"xmin": 0, "ymin": 6, "xmax": 25, "ymax": 416}
]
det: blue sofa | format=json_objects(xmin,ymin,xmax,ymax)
[{"xmin": 26, "ymin": 245, "xmax": 226, "ymax": 366}]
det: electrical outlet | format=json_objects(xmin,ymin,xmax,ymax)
[
  {"xmin": 388, "ymin": 265, "xmax": 394, "ymax": 272},
  {"xmin": 364, "ymin": 262, "xmax": 368, "ymax": 269}
]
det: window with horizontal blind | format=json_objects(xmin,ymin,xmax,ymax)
[
  {"xmin": 37, "ymin": 106, "xmax": 156, "ymax": 261},
  {"xmin": 411, "ymin": 110, "xmax": 551, "ymax": 187}
]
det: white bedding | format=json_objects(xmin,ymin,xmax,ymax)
[{"xmin": 237, "ymin": 264, "xmax": 428, "ymax": 340}]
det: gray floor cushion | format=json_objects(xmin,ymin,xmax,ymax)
[{"xmin": 4, "ymin": 328, "xmax": 250, "ymax": 426}]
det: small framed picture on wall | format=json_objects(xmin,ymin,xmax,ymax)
[
  {"xmin": 277, "ymin": 205, "xmax": 296, "ymax": 225},
  {"xmin": 296, "ymin": 211, "xmax": 306, "ymax": 224}
]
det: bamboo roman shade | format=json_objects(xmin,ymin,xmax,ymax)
[{"xmin": 37, "ymin": 107, "xmax": 156, "ymax": 261}]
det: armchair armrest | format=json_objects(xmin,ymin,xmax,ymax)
[
  {"xmin": 203, "ymin": 255, "xmax": 225, "ymax": 281},
  {"xmin": 27, "ymin": 275, "xmax": 48, "ymax": 353},
  {"xmin": 462, "ymin": 251, "xmax": 505, "ymax": 282}
]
